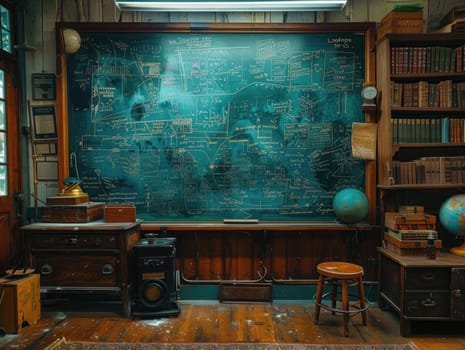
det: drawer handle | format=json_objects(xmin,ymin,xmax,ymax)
[
  {"xmin": 40, "ymin": 264, "xmax": 53, "ymax": 275},
  {"xmin": 102, "ymin": 264, "xmax": 114, "ymax": 275},
  {"xmin": 67, "ymin": 237, "xmax": 78, "ymax": 245},
  {"xmin": 422, "ymin": 274, "xmax": 435, "ymax": 281},
  {"xmin": 421, "ymin": 299, "xmax": 437, "ymax": 308}
]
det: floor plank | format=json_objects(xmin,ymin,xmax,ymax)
[{"xmin": 1, "ymin": 302, "xmax": 465, "ymax": 350}]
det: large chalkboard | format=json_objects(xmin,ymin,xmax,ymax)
[{"xmin": 66, "ymin": 25, "xmax": 370, "ymax": 222}]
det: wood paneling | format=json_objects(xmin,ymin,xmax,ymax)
[{"xmin": 172, "ymin": 229, "xmax": 380, "ymax": 283}]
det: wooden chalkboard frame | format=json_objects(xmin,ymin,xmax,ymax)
[{"xmin": 55, "ymin": 22, "xmax": 377, "ymax": 224}]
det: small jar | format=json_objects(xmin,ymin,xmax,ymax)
[{"xmin": 426, "ymin": 234, "xmax": 436, "ymax": 260}]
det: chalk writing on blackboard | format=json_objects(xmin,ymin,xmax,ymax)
[{"xmin": 67, "ymin": 32, "xmax": 366, "ymax": 221}]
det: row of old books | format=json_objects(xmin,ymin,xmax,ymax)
[
  {"xmin": 390, "ymin": 45, "xmax": 465, "ymax": 74},
  {"xmin": 391, "ymin": 80, "xmax": 465, "ymax": 108},
  {"xmin": 391, "ymin": 156, "xmax": 465, "ymax": 185},
  {"xmin": 392, "ymin": 117, "xmax": 465, "ymax": 144}
]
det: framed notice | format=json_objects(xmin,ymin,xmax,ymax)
[
  {"xmin": 32, "ymin": 73, "xmax": 56, "ymax": 100},
  {"xmin": 36, "ymin": 161, "xmax": 58, "ymax": 181},
  {"xmin": 31, "ymin": 105, "xmax": 57, "ymax": 140}
]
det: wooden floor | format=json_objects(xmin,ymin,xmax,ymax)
[{"xmin": 1, "ymin": 301, "xmax": 465, "ymax": 350}]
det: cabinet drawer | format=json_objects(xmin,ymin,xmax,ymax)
[
  {"xmin": 34, "ymin": 255, "xmax": 119, "ymax": 287},
  {"xmin": 30, "ymin": 234, "xmax": 118, "ymax": 250},
  {"xmin": 405, "ymin": 291, "xmax": 450, "ymax": 317},
  {"xmin": 405, "ymin": 268, "xmax": 450, "ymax": 290}
]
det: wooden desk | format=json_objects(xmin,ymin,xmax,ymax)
[
  {"xmin": 378, "ymin": 247, "xmax": 465, "ymax": 336},
  {"xmin": 21, "ymin": 221, "xmax": 140, "ymax": 317}
]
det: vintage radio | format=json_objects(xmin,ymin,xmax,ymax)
[{"xmin": 131, "ymin": 237, "xmax": 180, "ymax": 318}]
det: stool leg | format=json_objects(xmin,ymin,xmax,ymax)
[
  {"xmin": 314, "ymin": 275, "xmax": 324, "ymax": 325},
  {"xmin": 342, "ymin": 280, "xmax": 349, "ymax": 337},
  {"xmin": 331, "ymin": 280, "xmax": 338, "ymax": 315},
  {"xmin": 357, "ymin": 276, "xmax": 368, "ymax": 326}
]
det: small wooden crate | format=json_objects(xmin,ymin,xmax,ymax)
[
  {"xmin": 42, "ymin": 202, "xmax": 105, "ymax": 223},
  {"xmin": 0, "ymin": 274, "xmax": 41, "ymax": 333},
  {"xmin": 378, "ymin": 11, "xmax": 423, "ymax": 39},
  {"xmin": 105, "ymin": 204, "xmax": 136, "ymax": 223},
  {"xmin": 384, "ymin": 212, "xmax": 436, "ymax": 231}
]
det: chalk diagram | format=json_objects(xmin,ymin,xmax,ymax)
[{"xmin": 67, "ymin": 33, "xmax": 366, "ymax": 221}]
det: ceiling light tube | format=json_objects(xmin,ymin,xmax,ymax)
[{"xmin": 114, "ymin": 0, "xmax": 348, "ymax": 12}]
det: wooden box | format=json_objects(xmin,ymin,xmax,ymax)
[
  {"xmin": 384, "ymin": 212, "xmax": 436, "ymax": 231},
  {"xmin": 105, "ymin": 204, "xmax": 136, "ymax": 223},
  {"xmin": 0, "ymin": 274, "xmax": 41, "ymax": 333},
  {"xmin": 42, "ymin": 202, "xmax": 105, "ymax": 223},
  {"xmin": 46, "ymin": 194, "xmax": 90, "ymax": 206},
  {"xmin": 378, "ymin": 11, "xmax": 423, "ymax": 39},
  {"xmin": 219, "ymin": 283, "xmax": 273, "ymax": 303}
]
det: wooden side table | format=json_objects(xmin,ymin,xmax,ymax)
[{"xmin": 378, "ymin": 247, "xmax": 465, "ymax": 336}]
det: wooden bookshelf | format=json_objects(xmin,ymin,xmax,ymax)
[
  {"xmin": 377, "ymin": 33, "xmax": 465, "ymax": 188},
  {"xmin": 376, "ymin": 32, "xmax": 465, "ymax": 233}
]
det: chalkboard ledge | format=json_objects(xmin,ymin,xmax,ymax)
[{"xmin": 140, "ymin": 221, "xmax": 378, "ymax": 232}]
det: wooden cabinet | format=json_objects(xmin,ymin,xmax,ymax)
[
  {"xmin": 378, "ymin": 248, "xmax": 465, "ymax": 336},
  {"xmin": 21, "ymin": 221, "xmax": 140, "ymax": 317},
  {"xmin": 376, "ymin": 33, "xmax": 465, "ymax": 242}
]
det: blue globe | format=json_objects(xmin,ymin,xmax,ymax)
[
  {"xmin": 332, "ymin": 188, "xmax": 368, "ymax": 224},
  {"xmin": 439, "ymin": 194, "xmax": 465, "ymax": 236}
]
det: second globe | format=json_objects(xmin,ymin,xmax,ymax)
[{"xmin": 332, "ymin": 188, "xmax": 368, "ymax": 224}]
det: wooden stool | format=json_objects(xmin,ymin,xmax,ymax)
[{"xmin": 313, "ymin": 261, "xmax": 368, "ymax": 337}]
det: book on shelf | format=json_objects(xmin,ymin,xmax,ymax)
[
  {"xmin": 441, "ymin": 117, "xmax": 449, "ymax": 143},
  {"xmin": 391, "ymin": 81, "xmax": 403, "ymax": 107}
]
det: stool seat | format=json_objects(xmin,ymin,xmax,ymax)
[
  {"xmin": 317, "ymin": 261, "xmax": 364, "ymax": 279},
  {"xmin": 313, "ymin": 261, "xmax": 368, "ymax": 337}
]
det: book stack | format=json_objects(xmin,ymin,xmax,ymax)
[
  {"xmin": 378, "ymin": 10, "xmax": 423, "ymax": 40},
  {"xmin": 437, "ymin": 6, "xmax": 465, "ymax": 33},
  {"xmin": 384, "ymin": 206, "xmax": 441, "ymax": 256}
]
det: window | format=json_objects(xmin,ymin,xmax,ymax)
[{"xmin": 0, "ymin": 5, "xmax": 10, "ymax": 53}]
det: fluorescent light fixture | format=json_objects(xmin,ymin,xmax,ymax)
[{"xmin": 114, "ymin": 0, "xmax": 348, "ymax": 12}]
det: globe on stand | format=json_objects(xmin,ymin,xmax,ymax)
[
  {"xmin": 332, "ymin": 188, "xmax": 368, "ymax": 224},
  {"xmin": 439, "ymin": 194, "xmax": 465, "ymax": 256}
]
